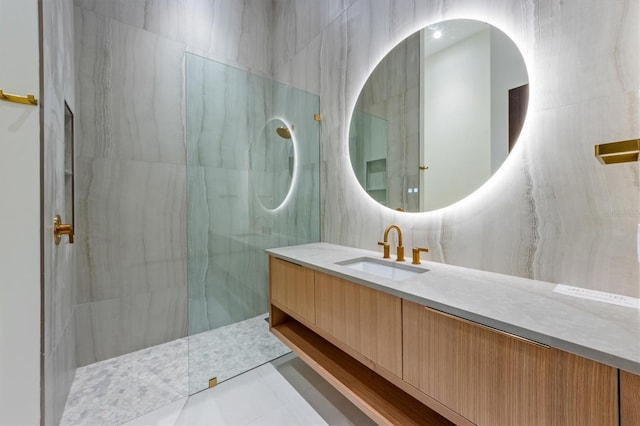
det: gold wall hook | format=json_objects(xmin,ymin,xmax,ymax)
[
  {"xmin": 53, "ymin": 215, "xmax": 74, "ymax": 245},
  {"xmin": 0, "ymin": 89, "xmax": 38, "ymax": 106}
]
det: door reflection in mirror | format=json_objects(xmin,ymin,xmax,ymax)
[{"xmin": 349, "ymin": 19, "xmax": 529, "ymax": 212}]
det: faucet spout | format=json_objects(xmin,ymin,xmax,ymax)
[
  {"xmin": 383, "ymin": 224, "xmax": 403, "ymax": 247},
  {"xmin": 382, "ymin": 224, "xmax": 404, "ymax": 261}
]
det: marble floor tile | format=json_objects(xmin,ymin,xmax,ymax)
[
  {"xmin": 187, "ymin": 314, "xmax": 291, "ymax": 393},
  {"xmin": 61, "ymin": 314, "xmax": 289, "ymax": 426},
  {"xmin": 60, "ymin": 338, "xmax": 188, "ymax": 426}
]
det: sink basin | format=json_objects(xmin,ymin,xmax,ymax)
[{"xmin": 336, "ymin": 257, "xmax": 428, "ymax": 281}]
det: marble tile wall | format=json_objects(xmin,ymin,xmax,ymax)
[
  {"xmin": 42, "ymin": 0, "xmax": 78, "ymax": 424},
  {"xmin": 271, "ymin": 0, "xmax": 639, "ymax": 297},
  {"xmin": 72, "ymin": 0, "xmax": 287, "ymax": 367},
  {"xmin": 73, "ymin": 4, "xmax": 189, "ymax": 366}
]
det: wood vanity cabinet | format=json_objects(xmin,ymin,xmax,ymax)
[
  {"xmin": 403, "ymin": 300, "xmax": 550, "ymax": 425},
  {"xmin": 314, "ymin": 271, "xmax": 402, "ymax": 378},
  {"xmin": 269, "ymin": 257, "xmax": 315, "ymax": 325},
  {"xmin": 268, "ymin": 257, "xmax": 624, "ymax": 426},
  {"xmin": 403, "ymin": 299, "xmax": 618, "ymax": 426},
  {"xmin": 620, "ymin": 370, "xmax": 640, "ymax": 426}
]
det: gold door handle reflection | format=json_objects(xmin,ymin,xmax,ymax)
[
  {"xmin": 53, "ymin": 215, "xmax": 74, "ymax": 244},
  {"xmin": 419, "ymin": 165, "xmax": 428, "ymax": 170}
]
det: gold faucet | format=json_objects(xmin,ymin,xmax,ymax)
[
  {"xmin": 378, "ymin": 224, "xmax": 404, "ymax": 261},
  {"xmin": 412, "ymin": 247, "xmax": 429, "ymax": 264}
]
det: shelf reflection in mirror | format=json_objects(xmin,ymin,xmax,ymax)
[{"xmin": 349, "ymin": 19, "xmax": 529, "ymax": 212}]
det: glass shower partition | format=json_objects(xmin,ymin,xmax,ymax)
[{"xmin": 185, "ymin": 53, "xmax": 320, "ymax": 394}]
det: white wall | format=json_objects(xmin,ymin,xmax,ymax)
[{"xmin": 0, "ymin": 0, "xmax": 41, "ymax": 424}]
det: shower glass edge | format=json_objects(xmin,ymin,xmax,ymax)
[{"xmin": 185, "ymin": 52, "xmax": 320, "ymax": 394}]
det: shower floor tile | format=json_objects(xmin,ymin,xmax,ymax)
[
  {"xmin": 187, "ymin": 315, "xmax": 291, "ymax": 393},
  {"xmin": 60, "ymin": 314, "xmax": 289, "ymax": 426}
]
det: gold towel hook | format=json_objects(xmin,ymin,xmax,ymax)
[{"xmin": 0, "ymin": 89, "xmax": 38, "ymax": 106}]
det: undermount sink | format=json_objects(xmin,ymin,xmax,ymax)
[{"xmin": 336, "ymin": 257, "xmax": 428, "ymax": 281}]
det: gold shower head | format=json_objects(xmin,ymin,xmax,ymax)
[{"xmin": 276, "ymin": 126, "xmax": 292, "ymax": 139}]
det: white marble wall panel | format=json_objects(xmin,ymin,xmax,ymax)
[
  {"xmin": 74, "ymin": 0, "xmax": 190, "ymax": 45},
  {"xmin": 184, "ymin": 0, "xmax": 272, "ymax": 76},
  {"xmin": 272, "ymin": 33, "xmax": 323, "ymax": 95},
  {"xmin": 45, "ymin": 318, "xmax": 77, "ymax": 426},
  {"xmin": 74, "ymin": 3, "xmax": 189, "ymax": 365},
  {"xmin": 76, "ymin": 0, "xmax": 273, "ymax": 77},
  {"xmin": 74, "ymin": 158, "xmax": 187, "ymax": 303},
  {"xmin": 271, "ymin": 0, "xmax": 361, "ymax": 94},
  {"xmin": 74, "ymin": 7, "xmax": 186, "ymax": 164},
  {"xmin": 74, "ymin": 287, "xmax": 188, "ymax": 366},
  {"xmin": 534, "ymin": 0, "xmax": 638, "ymax": 111},
  {"xmin": 43, "ymin": 0, "xmax": 77, "ymax": 424},
  {"xmin": 272, "ymin": 0, "xmax": 639, "ymax": 297},
  {"xmin": 271, "ymin": 0, "xmax": 357, "ymax": 70},
  {"xmin": 524, "ymin": 94, "xmax": 639, "ymax": 289}
]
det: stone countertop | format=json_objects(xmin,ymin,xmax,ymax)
[{"xmin": 266, "ymin": 242, "xmax": 640, "ymax": 375}]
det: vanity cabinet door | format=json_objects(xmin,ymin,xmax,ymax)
[
  {"xmin": 402, "ymin": 299, "xmax": 551, "ymax": 426},
  {"xmin": 550, "ymin": 349, "xmax": 618, "ymax": 426},
  {"xmin": 314, "ymin": 271, "xmax": 402, "ymax": 378},
  {"xmin": 269, "ymin": 257, "xmax": 315, "ymax": 325},
  {"xmin": 403, "ymin": 300, "xmax": 619, "ymax": 426},
  {"xmin": 618, "ymin": 370, "xmax": 639, "ymax": 426}
]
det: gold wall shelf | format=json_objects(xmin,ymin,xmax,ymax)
[
  {"xmin": 0, "ymin": 89, "xmax": 38, "ymax": 106},
  {"xmin": 594, "ymin": 139, "xmax": 639, "ymax": 165}
]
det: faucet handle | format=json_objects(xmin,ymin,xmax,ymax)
[
  {"xmin": 412, "ymin": 247, "xmax": 429, "ymax": 264},
  {"xmin": 377, "ymin": 241, "xmax": 390, "ymax": 258}
]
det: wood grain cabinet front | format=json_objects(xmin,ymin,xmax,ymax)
[
  {"xmin": 403, "ymin": 300, "xmax": 551, "ymax": 425},
  {"xmin": 269, "ymin": 257, "xmax": 316, "ymax": 325},
  {"xmin": 620, "ymin": 370, "xmax": 640, "ymax": 426},
  {"xmin": 402, "ymin": 300, "xmax": 619, "ymax": 426},
  {"xmin": 314, "ymin": 271, "xmax": 403, "ymax": 378},
  {"xmin": 269, "ymin": 258, "xmax": 623, "ymax": 426}
]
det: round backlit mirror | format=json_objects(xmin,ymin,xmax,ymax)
[
  {"xmin": 349, "ymin": 19, "xmax": 529, "ymax": 212},
  {"xmin": 250, "ymin": 118, "xmax": 295, "ymax": 210}
]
